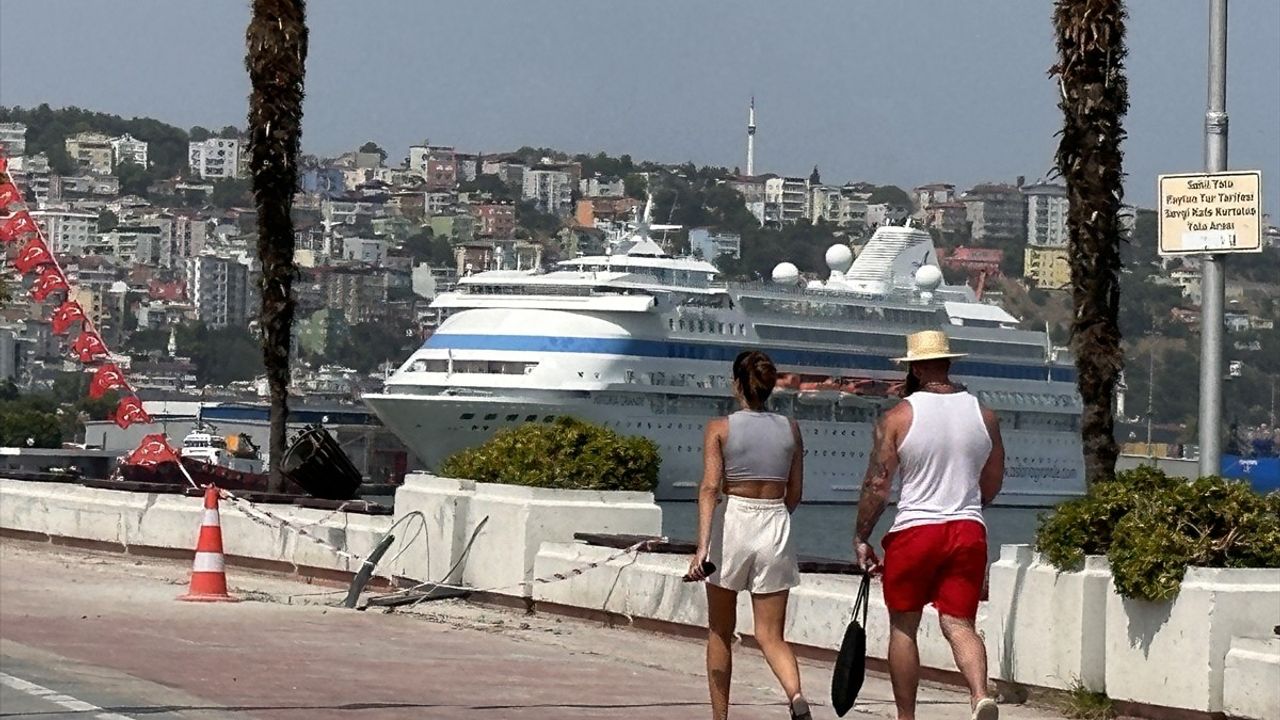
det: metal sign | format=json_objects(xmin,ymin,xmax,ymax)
[{"xmin": 1158, "ymin": 170, "xmax": 1262, "ymax": 255}]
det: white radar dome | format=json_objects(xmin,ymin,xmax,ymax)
[
  {"xmin": 771, "ymin": 262, "xmax": 801, "ymax": 284},
  {"xmin": 914, "ymin": 264, "xmax": 943, "ymax": 292},
  {"xmin": 825, "ymin": 244, "xmax": 854, "ymax": 274}
]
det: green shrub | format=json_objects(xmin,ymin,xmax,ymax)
[
  {"xmin": 1036, "ymin": 467, "xmax": 1279, "ymax": 601},
  {"xmin": 1035, "ymin": 466, "xmax": 1179, "ymax": 571},
  {"xmin": 440, "ymin": 416, "xmax": 661, "ymax": 492}
]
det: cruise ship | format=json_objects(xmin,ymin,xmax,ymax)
[{"xmin": 364, "ymin": 209, "xmax": 1085, "ymax": 506}]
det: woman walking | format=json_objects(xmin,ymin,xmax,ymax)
[{"xmin": 688, "ymin": 350, "xmax": 810, "ymax": 719}]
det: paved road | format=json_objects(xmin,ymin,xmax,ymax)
[{"xmin": 0, "ymin": 540, "xmax": 1066, "ymax": 719}]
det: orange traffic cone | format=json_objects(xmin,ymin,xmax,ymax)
[{"xmin": 179, "ymin": 485, "xmax": 239, "ymax": 602}]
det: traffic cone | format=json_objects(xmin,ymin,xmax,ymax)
[{"xmin": 179, "ymin": 485, "xmax": 239, "ymax": 602}]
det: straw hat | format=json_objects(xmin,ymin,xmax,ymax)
[{"xmin": 894, "ymin": 330, "xmax": 967, "ymax": 363}]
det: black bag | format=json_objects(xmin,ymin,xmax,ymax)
[{"xmin": 831, "ymin": 572, "xmax": 872, "ymax": 717}]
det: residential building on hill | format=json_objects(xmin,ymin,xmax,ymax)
[
  {"xmin": 188, "ymin": 138, "xmax": 244, "ymax": 179},
  {"xmin": 0, "ymin": 122, "xmax": 27, "ymax": 156},
  {"xmin": 470, "ymin": 202, "xmax": 516, "ymax": 238},
  {"xmin": 574, "ymin": 196, "xmax": 641, "ymax": 230},
  {"xmin": 1023, "ymin": 247, "xmax": 1071, "ymax": 289},
  {"xmin": 64, "ymin": 132, "xmax": 114, "ymax": 175},
  {"xmin": 522, "ymin": 168, "xmax": 574, "ymax": 215},
  {"xmin": 689, "ymin": 228, "xmax": 741, "ymax": 262},
  {"xmin": 109, "ymin": 134, "xmax": 149, "ymax": 168},
  {"xmin": 961, "ymin": 182, "xmax": 1025, "ymax": 246},
  {"xmin": 913, "ymin": 183, "xmax": 956, "ymax": 213},
  {"xmin": 188, "ymin": 254, "xmax": 251, "ymax": 328},
  {"xmin": 579, "ymin": 176, "xmax": 625, "ymax": 198},
  {"xmin": 342, "ymin": 236, "xmax": 389, "ymax": 265},
  {"xmin": 764, "ymin": 176, "xmax": 809, "ymax": 225},
  {"xmin": 1023, "ymin": 181, "xmax": 1069, "ymax": 248},
  {"xmin": 1021, "ymin": 181, "xmax": 1070, "ymax": 289},
  {"xmin": 29, "ymin": 209, "xmax": 98, "ymax": 256},
  {"xmin": 866, "ymin": 202, "xmax": 910, "ymax": 228},
  {"xmin": 408, "ymin": 144, "xmax": 457, "ymax": 191}
]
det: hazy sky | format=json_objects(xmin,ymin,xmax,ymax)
[{"xmin": 2, "ymin": 1, "xmax": 1277, "ymax": 211}]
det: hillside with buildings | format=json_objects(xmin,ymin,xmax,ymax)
[{"xmin": 2, "ymin": 104, "xmax": 1277, "ymax": 445}]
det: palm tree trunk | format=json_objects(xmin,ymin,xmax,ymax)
[
  {"xmin": 246, "ymin": 0, "xmax": 308, "ymax": 492},
  {"xmin": 1052, "ymin": 0, "xmax": 1129, "ymax": 486}
]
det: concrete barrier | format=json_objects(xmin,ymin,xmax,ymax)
[
  {"xmin": 6, "ymin": 475, "xmax": 1277, "ymax": 719},
  {"xmin": 986, "ymin": 545, "xmax": 1110, "ymax": 692},
  {"xmin": 533, "ymin": 542, "xmax": 970, "ymax": 674},
  {"xmin": 1105, "ymin": 566, "xmax": 1280, "ymax": 715},
  {"xmin": 533, "ymin": 540, "xmax": 1280, "ymax": 720},
  {"xmin": 1223, "ymin": 636, "xmax": 1280, "ymax": 720},
  {"xmin": 394, "ymin": 473, "xmax": 663, "ymax": 596},
  {"xmin": 0, "ymin": 478, "xmax": 394, "ymax": 578}
]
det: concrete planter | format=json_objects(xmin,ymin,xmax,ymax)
[
  {"xmin": 1104, "ymin": 566, "xmax": 1280, "ymax": 715},
  {"xmin": 392, "ymin": 473, "xmax": 662, "ymax": 597},
  {"xmin": 985, "ymin": 545, "xmax": 1110, "ymax": 692}
]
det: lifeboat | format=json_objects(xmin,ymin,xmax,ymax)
[
  {"xmin": 797, "ymin": 379, "xmax": 842, "ymax": 404},
  {"xmin": 838, "ymin": 377, "xmax": 896, "ymax": 405},
  {"xmin": 773, "ymin": 373, "xmax": 802, "ymax": 396}
]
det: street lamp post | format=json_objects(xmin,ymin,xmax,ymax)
[{"xmin": 1198, "ymin": 0, "xmax": 1229, "ymax": 476}]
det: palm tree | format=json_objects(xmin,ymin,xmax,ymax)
[
  {"xmin": 1051, "ymin": 0, "xmax": 1129, "ymax": 485},
  {"xmin": 245, "ymin": 0, "xmax": 308, "ymax": 492}
]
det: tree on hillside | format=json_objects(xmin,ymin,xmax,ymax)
[
  {"xmin": 189, "ymin": 126, "xmax": 213, "ymax": 142},
  {"xmin": 218, "ymin": 125, "xmax": 242, "ymax": 139},
  {"xmin": 115, "ymin": 161, "xmax": 155, "ymax": 196},
  {"xmin": 459, "ymin": 174, "xmax": 514, "ymax": 200},
  {"xmin": 403, "ymin": 229, "xmax": 455, "ymax": 267},
  {"xmin": 358, "ymin": 141, "xmax": 387, "ymax": 162},
  {"xmin": 0, "ymin": 104, "xmax": 190, "ymax": 176},
  {"xmin": 1052, "ymin": 0, "xmax": 1129, "ymax": 486},
  {"xmin": 246, "ymin": 0, "xmax": 308, "ymax": 493},
  {"xmin": 868, "ymin": 185, "xmax": 912, "ymax": 207},
  {"xmin": 210, "ymin": 178, "xmax": 252, "ymax": 208}
]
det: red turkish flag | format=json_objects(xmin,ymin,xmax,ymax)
[
  {"xmin": 0, "ymin": 182, "xmax": 21, "ymax": 210},
  {"xmin": 13, "ymin": 237, "xmax": 54, "ymax": 274},
  {"xmin": 89, "ymin": 363, "xmax": 130, "ymax": 399},
  {"xmin": 112, "ymin": 396, "xmax": 152, "ymax": 430},
  {"xmin": 29, "ymin": 265, "xmax": 69, "ymax": 302},
  {"xmin": 123, "ymin": 433, "xmax": 179, "ymax": 466},
  {"xmin": 71, "ymin": 328, "xmax": 108, "ymax": 363},
  {"xmin": 51, "ymin": 301, "xmax": 87, "ymax": 335},
  {"xmin": 0, "ymin": 210, "xmax": 38, "ymax": 244}
]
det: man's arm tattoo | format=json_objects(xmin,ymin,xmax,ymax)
[{"xmin": 854, "ymin": 422, "xmax": 893, "ymax": 542}]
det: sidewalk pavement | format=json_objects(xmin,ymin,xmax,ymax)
[{"xmin": 0, "ymin": 539, "xmax": 1070, "ymax": 719}]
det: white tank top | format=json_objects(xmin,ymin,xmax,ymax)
[{"xmin": 889, "ymin": 391, "xmax": 992, "ymax": 533}]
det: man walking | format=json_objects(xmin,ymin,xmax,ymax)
[{"xmin": 853, "ymin": 330, "xmax": 1005, "ymax": 720}]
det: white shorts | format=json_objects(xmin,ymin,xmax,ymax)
[{"xmin": 707, "ymin": 495, "xmax": 800, "ymax": 594}]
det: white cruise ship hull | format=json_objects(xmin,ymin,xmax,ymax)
[
  {"xmin": 365, "ymin": 224, "xmax": 1086, "ymax": 507},
  {"xmin": 366, "ymin": 392, "xmax": 1082, "ymax": 506}
]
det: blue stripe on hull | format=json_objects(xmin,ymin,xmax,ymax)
[{"xmin": 423, "ymin": 334, "xmax": 1076, "ymax": 383}]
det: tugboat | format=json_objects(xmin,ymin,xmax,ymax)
[{"xmin": 175, "ymin": 429, "xmax": 275, "ymax": 491}]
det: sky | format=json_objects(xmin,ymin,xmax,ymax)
[{"xmin": 1, "ymin": 0, "xmax": 1277, "ymax": 212}]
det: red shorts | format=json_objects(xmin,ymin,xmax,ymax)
[{"xmin": 881, "ymin": 520, "xmax": 987, "ymax": 620}]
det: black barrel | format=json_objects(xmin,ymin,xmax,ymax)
[{"xmin": 280, "ymin": 424, "xmax": 364, "ymax": 500}]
